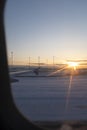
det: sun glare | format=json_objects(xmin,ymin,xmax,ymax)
[{"xmin": 67, "ymin": 62, "xmax": 79, "ymax": 70}]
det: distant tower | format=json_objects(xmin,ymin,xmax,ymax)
[
  {"xmin": 38, "ymin": 56, "xmax": 40, "ymax": 67},
  {"xmin": 11, "ymin": 51, "xmax": 13, "ymax": 66},
  {"xmin": 53, "ymin": 56, "xmax": 54, "ymax": 69},
  {"xmin": 46, "ymin": 59, "xmax": 48, "ymax": 68},
  {"xmin": 29, "ymin": 57, "xmax": 30, "ymax": 68}
]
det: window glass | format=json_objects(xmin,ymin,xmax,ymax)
[{"xmin": 5, "ymin": 0, "xmax": 87, "ymax": 128}]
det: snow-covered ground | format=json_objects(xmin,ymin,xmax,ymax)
[{"xmin": 11, "ymin": 73, "xmax": 87, "ymax": 121}]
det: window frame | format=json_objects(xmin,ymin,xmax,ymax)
[
  {"xmin": 0, "ymin": 0, "xmax": 44, "ymax": 129},
  {"xmin": 1, "ymin": 0, "xmax": 87, "ymax": 130}
]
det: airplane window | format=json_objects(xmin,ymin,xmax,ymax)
[{"xmin": 5, "ymin": 0, "xmax": 87, "ymax": 129}]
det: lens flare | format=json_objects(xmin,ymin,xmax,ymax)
[
  {"xmin": 65, "ymin": 74, "xmax": 73, "ymax": 111},
  {"xmin": 67, "ymin": 62, "xmax": 78, "ymax": 70},
  {"xmin": 47, "ymin": 65, "xmax": 68, "ymax": 76}
]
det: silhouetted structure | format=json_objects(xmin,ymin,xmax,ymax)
[{"xmin": 33, "ymin": 67, "xmax": 40, "ymax": 75}]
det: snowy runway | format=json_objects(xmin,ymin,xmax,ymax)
[{"xmin": 11, "ymin": 75, "xmax": 87, "ymax": 121}]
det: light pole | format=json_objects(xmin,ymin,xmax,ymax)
[
  {"xmin": 38, "ymin": 56, "xmax": 40, "ymax": 67},
  {"xmin": 53, "ymin": 56, "xmax": 55, "ymax": 69},
  {"xmin": 29, "ymin": 56, "xmax": 30, "ymax": 69},
  {"xmin": 11, "ymin": 51, "xmax": 13, "ymax": 67}
]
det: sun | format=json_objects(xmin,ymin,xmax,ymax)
[{"xmin": 67, "ymin": 61, "xmax": 79, "ymax": 70}]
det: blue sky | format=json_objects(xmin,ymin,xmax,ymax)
[{"xmin": 5, "ymin": 0, "xmax": 87, "ymax": 65}]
